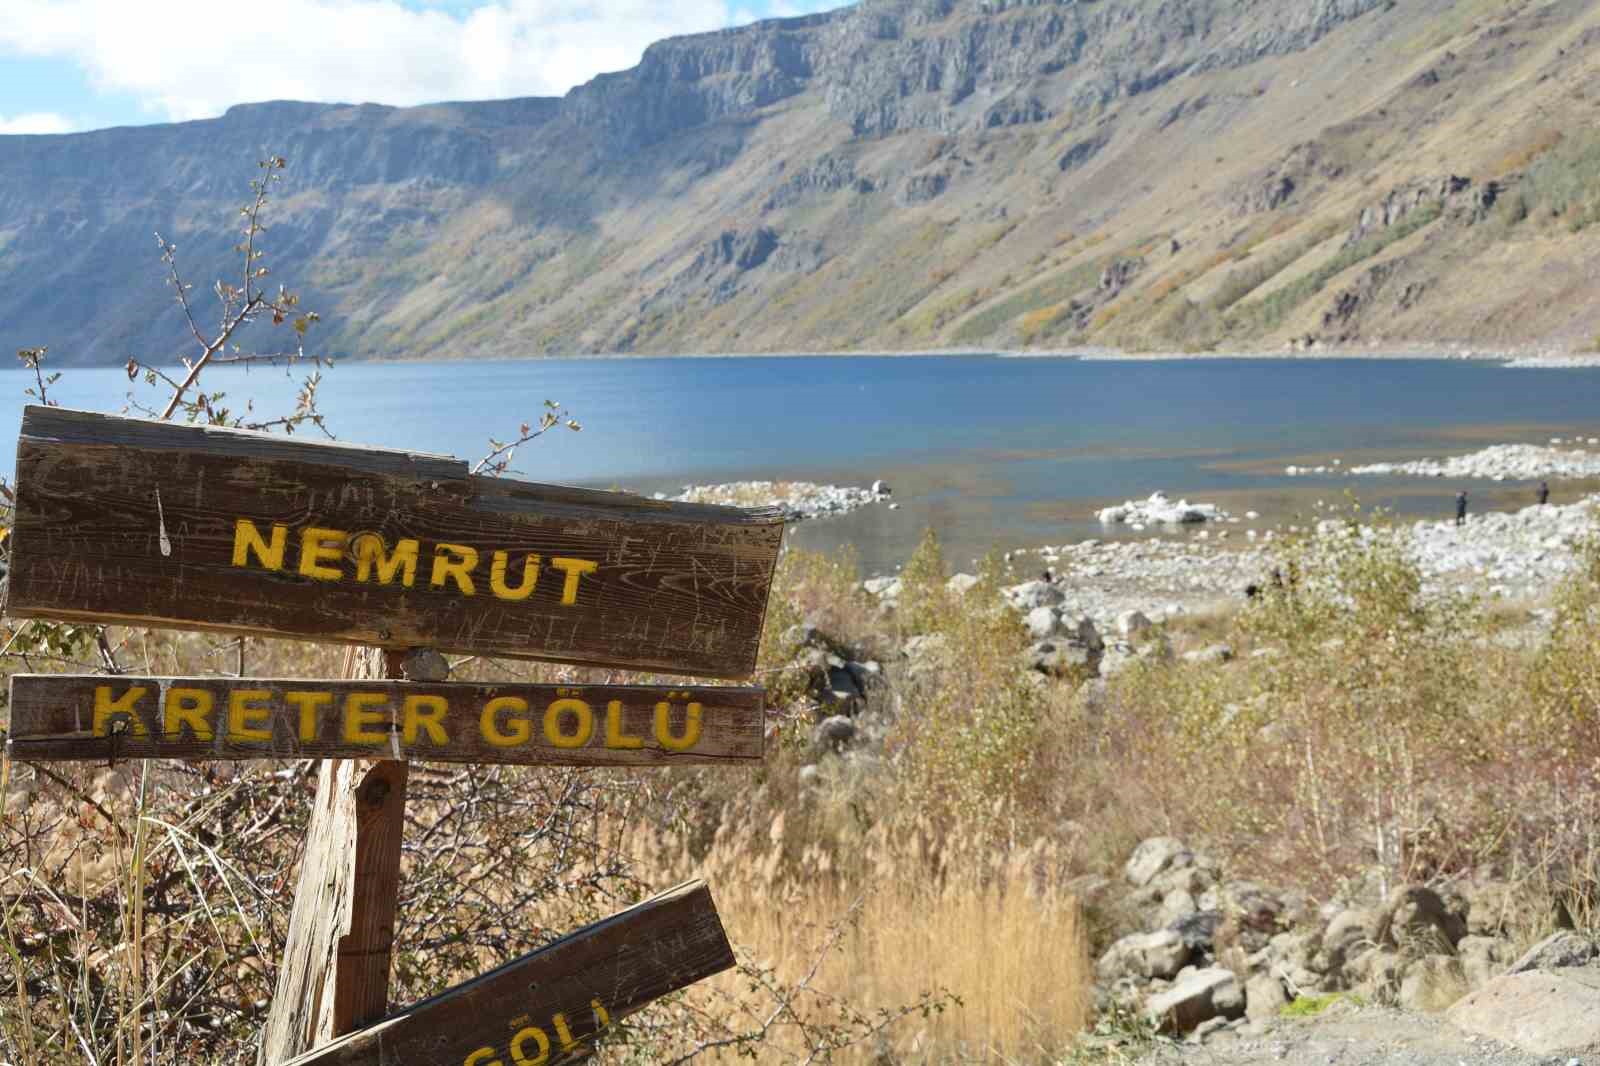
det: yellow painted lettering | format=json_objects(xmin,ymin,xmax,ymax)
[
  {"xmin": 298, "ymin": 527, "xmax": 347, "ymax": 581},
  {"xmin": 354, "ymin": 533, "xmax": 418, "ymax": 587},
  {"xmin": 163, "ymin": 688, "xmax": 213, "ymax": 740},
  {"xmin": 654, "ymin": 701, "xmax": 702, "ymax": 751},
  {"xmin": 343, "ymin": 692, "xmax": 390, "ymax": 745},
  {"xmin": 510, "ymin": 1025, "xmax": 549, "ymax": 1066},
  {"xmin": 489, "ymin": 550, "xmax": 539, "ymax": 601},
  {"xmin": 231, "ymin": 518, "xmax": 287, "ymax": 571},
  {"xmin": 402, "ymin": 694, "xmax": 449, "ymax": 745},
  {"xmin": 550, "ymin": 557, "xmax": 598, "ymax": 605},
  {"xmin": 463, "ymin": 1050, "xmax": 501, "ymax": 1066},
  {"xmin": 227, "ymin": 690, "xmax": 273, "ymax": 742},
  {"xmin": 286, "ymin": 690, "xmax": 331, "ymax": 742},
  {"xmin": 604, "ymin": 701, "xmax": 643, "ymax": 749},
  {"xmin": 431, "ymin": 543, "xmax": 478, "ymax": 596},
  {"xmin": 543, "ymin": 698, "xmax": 594, "ymax": 749},
  {"xmin": 551, "ymin": 1013, "xmax": 581, "ymax": 1053},
  {"xmin": 481, "ymin": 696, "xmax": 531, "ymax": 747},
  {"xmin": 92, "ymin": 686, "xmax": 148, "ymax": 736}
]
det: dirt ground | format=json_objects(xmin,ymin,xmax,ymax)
[{"xmin": 1140, "ymin": 1004, "xmax": 1581, "ymax": 1066}]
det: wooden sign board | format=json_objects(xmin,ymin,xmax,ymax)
[
  {"xmin": 8, "ymin": 407, "xmax": 785, "ymax": 679},
  {"xmin": 283, "ymin": 879, "xmax": 734, "ymax": 1066},
  {"xmin": 7, "ymin": 676, "xmax": 764, "ymax": 766}
]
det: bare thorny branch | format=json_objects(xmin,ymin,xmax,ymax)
[{"xmin": 123, "ymin": 155, "xmax": 331, "ymax": 437}]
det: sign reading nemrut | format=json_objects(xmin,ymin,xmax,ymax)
[{"xmin": 9, "ymin": 405, "xmax": 785, "ymax": 678}]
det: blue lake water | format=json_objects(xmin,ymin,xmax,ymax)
[{"xmin": 6, "ymin": 355, "xmax": 1600, "ymax": 574}]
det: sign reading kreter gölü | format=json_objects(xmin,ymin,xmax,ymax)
[
  {"xmin": 7, "ymin": 676, "xmax": 763, "ymax": 766},
  {"xmin": 7, "ymin": 406, "xmax": 786, "ymax": 679}
]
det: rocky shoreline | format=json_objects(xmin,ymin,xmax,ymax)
[
  {"xmin": 850, "ymin": 492, "xmax": 1600, "ymax": 668},
  {"xmin": 659, "ymin": 479, "xmax": 892, "ymax": 520},
  {"xmin": 1284, "ymin": 441, "xmax": 1600, "ymax": 481}
]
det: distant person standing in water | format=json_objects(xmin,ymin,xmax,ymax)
[
  {"xmin": 1455, "ymin": 491, "xmax": 1468, "ymax": 526},
  {"xmin": 1538, "ymin": 480, "xmax": 1550, "ymax": 506}
]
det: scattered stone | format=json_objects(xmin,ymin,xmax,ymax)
[
  {"xmin": 1457, "ymin": 935, "xmax": 1514, "ymax": 989},
  {"xmin": 1146, "ymin": 966, "xmax": 1245, "ymax": 1033},
  {"xmin": 1245, "ymin": 973, "xmax": 1288, "ymax": 1021},
  {"xmin": 813, "ymin": 715, "xmax": 857, "ymax": 749},
  {"xmin": 1169, "ymin": 909, "xmax": 1224, "ymax": 953},
  {"xmin": 1100, "ymin": 928, "xmax": 1192, "ymax": 981},
  {"xmin": 1382, "ymin": 884, "xmax": 1467, "ymax": 952},
  {"xmin": 1126, "ymin": 837, "xmax": 1196, "ymax": 888},
  {"xmin": 670, "ymin": 480, "xmax": 885, "ymax": 520},
  {"xmin": 1346, "ymin": 443, "xmax": 1600, "ymax": 481},
  {"xmin": 1182, "ymin": 643, "xmax": 1234, "ymax": 665},
  {"xmin": 1506, "ymin": 930, "xmax": 1600, "ymax": 974},
  {"xmin": 946, "ymin": 573, "xmax": 980, "ymax": 596},
  {"xmin": 1398, "ymin": 954, "xmax": 1469, "ymax": 1012},
  {"xmin": 1447, "ymin": 967, "xmax": 1600, "ymax": 1055},
  {"xmin": 1098, "ymin": 491, "xmax": 1227, "ymax": 526},
  {"xmin": 1118, "ymin": 609, "xmax": 1153, "ymax": 637}
]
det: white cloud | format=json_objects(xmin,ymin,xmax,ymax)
[
  {"xmin": 0, "ymin": 1, "xmax": 748, "ymax": 123},
  {"xmin": 0, "ymin": 111, "xmax": 75, "ymax": 134}
]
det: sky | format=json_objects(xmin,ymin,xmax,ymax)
[{"xmin": 0, "ymin": 0, "xmax": 844, "ymax": 135}]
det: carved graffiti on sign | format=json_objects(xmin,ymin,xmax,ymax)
[{"xmin": 8, "ymin": 407, "xmax": 785, "ymax": 679}]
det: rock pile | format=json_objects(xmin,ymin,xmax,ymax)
[
  {"xmin": 1097, "ymin": 491, "xmax": 1230, "ymax": 527},
  {"xmin": 1085, "ymin": 835, "xmax": 1597, "ymax": 1046},
  {"xmin": 1345, "ymin": 443, "xmax": 1600, "ymax": 481},
  {"xmin": 664, "ymin": 480, "xmax": 887, "ymax": 520},
  {"xmin": 780, "ymin": 624, "xmax": 891, "ymax": 788}
]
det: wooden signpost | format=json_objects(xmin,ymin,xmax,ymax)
[
  {"xmin": 8, "ymin": 676, "xmax": 764, "ymax": 766},
  {"xmin": 282, "ymin": 880, "xmax": 733, "ymax": 1066},
  {"xmin": 9, "ymin": 406, "xmax": 784, "ymax": 679},
  {"xmin": 2, "ymin": 407, "xmax": 786, "ymax": 1062}
]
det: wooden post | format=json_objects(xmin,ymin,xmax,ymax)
[{"xmin": 260, "ymin": 650, "xmax": 415, "ymax": 1063}]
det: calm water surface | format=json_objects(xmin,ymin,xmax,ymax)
[{"xmin": 7, "ymin": 356, "xmax": 1600, "ymax": 573}]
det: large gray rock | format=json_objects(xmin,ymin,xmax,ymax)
[
  {"xmin": 1146, "ymin": 966, "xmax": 1245, "ymax": 1033},
  {"xmin": 1506, "ymin": 930, "xmax": 1600, "ymax": 974},
  {"xmin": 1125, "ymin": 837, "xmax": 1195, "ymax": 887},
  {"xmin": 1446, "ymin": 967, "xmax": 1600, "ymax": 1054},
  {"xmin": 1099, "ymin": 928, "xmax": 1191, "ymax": 981}
]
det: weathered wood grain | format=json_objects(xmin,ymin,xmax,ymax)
[
  {"xmin": 282, "ymin": 879, "xmax": 735, "ymax": 1066},
  {"xmin": 260, "ymin": 758, "xmax": 362, "ymax": 1062},
  {"xmin": 334, "ymin": 758, "xmax": 409, "ymax": 1035},
  {"xmin": 8, "ymin": 406, "xmax": 785, "ymax": 679},
  {"xmin": 6, "ymin": 675, "xmax": 765, "ymax": 766}
]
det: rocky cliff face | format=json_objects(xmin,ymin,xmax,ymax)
[{"xmin": 5, "ymin": 0, "xmax": 1599, "ymax": 363}]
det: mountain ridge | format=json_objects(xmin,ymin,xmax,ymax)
[{"xmin": 5, "ymin": 0, "xmax": 1600, "ymax": 365}]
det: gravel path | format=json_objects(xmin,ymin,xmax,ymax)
[{"xmin": 1139, "ymin": 1006, "xmax": 1574, "ymax": 1066}]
